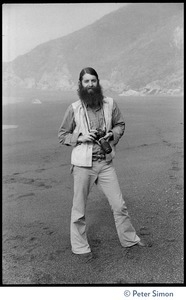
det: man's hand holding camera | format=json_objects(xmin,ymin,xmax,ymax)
[
  {"xmin": 77, "ymin": 129, "xmax": 113, "ymax": 154},
  {"xmin": 77, "ymin": 130, "xmax": 113, "ymax": 144},
  {"xmin": 103, "ymin": 131, "xmax": 113, "ymax": 141},
  {"xmin": 77, "ymin": 131, "xmax": 97, "ymax": 143}
]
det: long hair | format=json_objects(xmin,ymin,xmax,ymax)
[
  {"xmin": 77, "ymin": 67, "xmax": 104, "ymax": 108},
  {"xmin": 78, "ymin": 67, "xmax": 99, "ymax": 83}
]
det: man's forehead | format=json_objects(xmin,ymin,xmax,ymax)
[{"xmin": 82, "ymin": 73, "xmax": 97, "ymax": 80}]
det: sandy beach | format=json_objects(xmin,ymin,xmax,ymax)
[{"xmin": 2, "ymin": 94, "xmax": 183, "ymax": 285}]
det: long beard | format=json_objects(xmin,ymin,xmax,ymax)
[{"xmin": 78, "ymin": 84, "xmax": 104, "ymax": 109}]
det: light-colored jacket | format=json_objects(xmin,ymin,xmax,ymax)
[
  {"xmin": 58, "ymin": 96, "xmax": 125, "ymax": 167},
  {"xmin": 71, "ymin": 97, "xmax": 114, "ymax": 166}
]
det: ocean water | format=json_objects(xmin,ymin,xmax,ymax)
[
  {"xmin": 3, "ymin": 96, "xmax": 24, "ymax": 106},
  {"xmin": 3, "ymin": 92, "xmax": 183, "ymax": 150},
  {"xmin": 3, "ymin": 125, "xmax": 18, "ymax": 130},
  {"xmin": 2, "ymin": 92, "xmax": 183, "ymax": 187}
]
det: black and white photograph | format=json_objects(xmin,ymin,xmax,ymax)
[{"xmin": 2, "ymin": 2, "xmax": 184, "ymax": 294}]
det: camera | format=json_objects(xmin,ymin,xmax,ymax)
[
  {"xmin": 94, "ymin": 129, "xmax": 112, "ymax": 154},
  {"xmin": 94, "ymin": 129, "xmax": 105, "ymax": 140}
]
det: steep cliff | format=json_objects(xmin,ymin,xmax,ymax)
[{"xmin": 3, "ymin": 3, "xmax": 183, "ymax": 95}]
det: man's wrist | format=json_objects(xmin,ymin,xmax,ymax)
[{"xmin": 108, "ymin": 131, "xmax": 114, "ymax": 140}]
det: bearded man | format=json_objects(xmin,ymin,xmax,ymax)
[{"xmin": 58, "ymin": 67, "xmax": 146, "ymax": 261}]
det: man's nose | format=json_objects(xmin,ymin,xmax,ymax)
[{"xmin": 88, "ymin": 81, "xmax": 93, "ymax": 87}]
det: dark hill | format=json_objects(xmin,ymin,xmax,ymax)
[{"xmin": 3, "ymin": 3, "xmax": 183, "ymax": 95}]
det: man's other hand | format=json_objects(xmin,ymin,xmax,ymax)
[
  {"xmin": 77, "ymin": 132, "xmax": 97, "ymax": 143},
  {"xmin": 103, "ymin": 132, "xmax": 113, "ymax": 141}
]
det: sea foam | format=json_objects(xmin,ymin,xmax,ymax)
[{"xmin": 3, "ymin": 125, "xmax": 18, "ymax": 130}]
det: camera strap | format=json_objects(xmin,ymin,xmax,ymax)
[{"xmin": 82, "ymin": 102, "xmax": 91, "ymax": 132}]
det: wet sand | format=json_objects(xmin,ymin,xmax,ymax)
[{"xmin": 2, "ymin": 95, "xmax": 183, "ymax": 285}]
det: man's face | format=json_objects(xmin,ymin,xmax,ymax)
[
  {"xmin": 81, "ymin": 74, "xmax": 98, "ymax": 93},
  {"xmin": 78, "ymin": 72, "xmax": 103, "ymax": 108}
]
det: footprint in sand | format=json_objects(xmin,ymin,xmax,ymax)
[
  {"xmin": 4, "ymin": 174, "xmax": 52, "ymax": 189},
  {"xmin": 172, "ymin": 166, "xmax": 180, "ymax": 171},
  {"xmin": 42, "ymin": 226, "xmax": 54, "ymax": 236},
  {"xmin": 139, "ymin": 227, "xmax": 151, "ymax": 236},
  {"xmin": 35, "ymin": 181, "xmax": 52, "ymax": 189},
  {"xmin": 17, "ymin": 193, "xmax": 35, "ymax": 199},
  {"xmin": 171, "ymin": 160, "xmax": 180, "ymax": 171},
  {"xmin": 169, "ymin": 175, "xmax": 177, "ymax": 180},
  {"xmin": 35, "ymin": 168, "xmax": 46, "ymax": 173},
  {"xmin": 175, "ymin": 184, "xmax": 183, "ymax": 190},
  {"xmin": 4, "ymin": 235, "xmax": 25, "ymax": 242},
  {"xmin": 3, "ymin": 176, "xmax": 17, "ymax": 184},
  {"xmin": 166, "ymin": 238, "xmax": 176, "ymax": 242},
  {"xmin": 163, "ymin": 140, "xmax": 172, "ymax": 146},
  {"xmin": 125, "ymin": 247, "xmax": 139, "ymax": 260},
  {"xmin": 48, "ymin": 248, "xmax": 69, "ymax": 261},
  {"xmin": 90, "ymin": 238, "xmax": 102, "ymax": 249},
  {"xmin": 29, "ymin": 237, "xmax": 37, "ymax": 242}
]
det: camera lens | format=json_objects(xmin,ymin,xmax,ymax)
[{"xmin": 100, "ymin": 139, "xmax": 112, "ymax": 154}]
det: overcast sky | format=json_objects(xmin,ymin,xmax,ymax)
[{"xmin": 3, "ymin": 3, "xmax": 127, "ymax": 62}]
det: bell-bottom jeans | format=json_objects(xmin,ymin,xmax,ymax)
[{"xmin": 71, "ymin": 160, "xmax": 140, "ymax": 254}]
